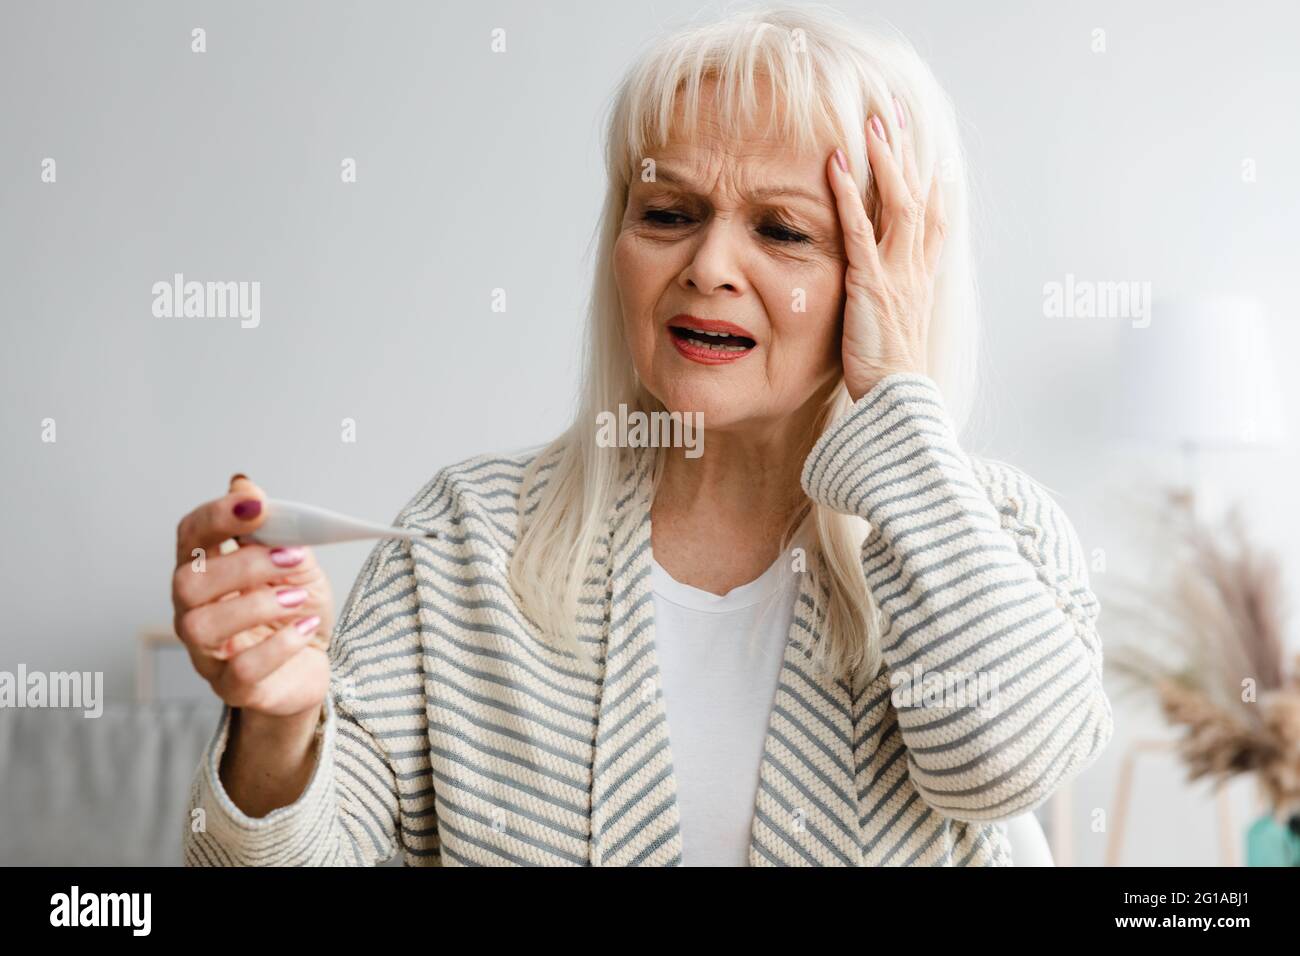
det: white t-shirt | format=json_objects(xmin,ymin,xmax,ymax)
[
  {"xmin": 650, "ymin": 543, "xmax": 1057, "ymax": 867},
  {"xmin": 650, "ymin": 549, "xmax": 800, "ymax": 867}
]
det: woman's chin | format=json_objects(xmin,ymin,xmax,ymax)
[{"xmin": 652, "ymin": 390, "xmax": 748, "ymax": 429}]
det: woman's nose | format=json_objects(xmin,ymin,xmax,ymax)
[{"xmin": 677, "ymin": 219, "xmax": 744, "ymax": 295}]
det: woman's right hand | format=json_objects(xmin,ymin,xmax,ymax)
[{"xmin": 172, "ymin": 474, "xmax": 335, "ymax": 722}]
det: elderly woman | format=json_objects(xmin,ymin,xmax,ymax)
[{"xmin": 174, "ymin": 3, "xmax": 1112, "ymax": 867}]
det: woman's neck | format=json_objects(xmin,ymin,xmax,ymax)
[{"xmin": 649, "ymin": 405, "xmax": 822, "ymax": 596}]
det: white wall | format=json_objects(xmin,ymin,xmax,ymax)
[{"xmin": 2, "ymin": 0, "xmax": 1297, "ymax": 866}]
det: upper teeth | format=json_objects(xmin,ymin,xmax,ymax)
[{"xmin": 686, "ymin": 328, "xmax": 734, "ymax": 337}]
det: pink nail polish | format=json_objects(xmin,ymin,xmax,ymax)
[
  {"xmin": 269, "ymin": 546, "xmax": 306, "ymax": 568},
  {"xmin": 893, "ymin": 96, "xmax": 906, "ymax": 129},
  {"xmin": 276, "ymin": 587, "xmax": 308, "ymax": 608},
  {"xmin": 295, "ymin": 615, "xmax": 322, "ymax": 635},
  {"xmin": 833, "ymin": 148, "xmax": 847, "ymax": 172},
  {"xmin": 871, "ymin": 114, "xmax": 886, "ymax": 141}
]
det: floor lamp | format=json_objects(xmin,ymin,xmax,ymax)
[{"xmin": 1106, "ymin": 294, "xmax": 1288, "ymax": 865}]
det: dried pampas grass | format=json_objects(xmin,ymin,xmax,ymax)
[{"xmin": 1108, "ymin": 488, "xmax": 1300, "ymax": 818}]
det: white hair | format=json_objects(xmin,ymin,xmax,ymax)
[{"xmin": 509, "ymin": 0, "xmax": 984, "ymax": 689}]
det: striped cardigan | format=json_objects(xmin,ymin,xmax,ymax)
[{"xmin": 184, "ymin": 372, "xmax": 1113, "ymax": 867}]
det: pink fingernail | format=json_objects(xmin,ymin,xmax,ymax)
[
  {"xmin": 276, "ymin": 587, "xmax": 308, "ymax": 608},
  {"xmin": 233, "ymin": 499, "xmax": 261, "ymax": 520},
  {"xmin": 893, "ymin": 95, "xmax": 906, "ymax": 129},
  {"xmin": 871, "ymin": 114, "xmax": 886, "ymax": 141},
  {"xmin": 833, "ymin": 148, "xmax": 847, "ymax": 172},
  {"xmin": 270, "ymin": 546, "xmax": 306, "ymax": 568},
  {"xmin": 295, "ymin": 615, "xmax": 321, "ymax": 635}
]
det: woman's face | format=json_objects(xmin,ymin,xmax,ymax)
[{"xmin": 613, "ymin": 85, "xmax": 847, "ymax": 434}]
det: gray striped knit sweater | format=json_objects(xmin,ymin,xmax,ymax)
[{"xmin": 183, "ymin": 372, "xmax": 1113, "ymax": 866}]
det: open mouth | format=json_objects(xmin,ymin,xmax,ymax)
[{"xmin": 667, "ymin": 326, "xmax": 757, "ymax": 353}]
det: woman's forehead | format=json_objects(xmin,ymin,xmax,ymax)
[
  {"xmin": 630, "ymin": 77, "xmax": 839, "ymax": 198},
  {"xmin": 661, "ymin": 101, "xmax": 831, "ymax": 151},
  {"xmin": 637, "ymin": 136, "xmax": 832, "ymax": 197},
  {"xmin": 638, "ymin": 73, "xmax": 837, "ymax": 169}
]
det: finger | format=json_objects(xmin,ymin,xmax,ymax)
[
  {"xmin": 227, "ymin": 473, "xmax": 261, "ymax": 546},
  {"xmin": 923, "ymin": 171, "xmax": 947, "ymax": 275},
  {"xmin": 172, "ymin": 541, "xmax": 314, "ymax": 613},
  {"xmin": 893, "ymin": 95, "xmax": 923, "ymax": 201},
  {"xmin": 827, "ymin": 148, "xmax": 883, "ymax": 285},
  {"xmin": 181, "ymin": 630, "xmax": 226, "ymax": 683},
  {"xmin": 178, "ymin": 580, "xmax": 320, "ymax": 656},
  {"xmin": 892, "ymin": 95, "xmax": 928, "ymax": 265},
  {"xmin": 865, "ymin": 109, "xmax": 917, "ymax": 261},
  {"xmin": 175, "ymin": 474, "xmax": 269, "ymax": 567},
  {"xmin": 217, "ymin": 616, "xmax": 322, "ymax": 698},
  {"xmin": 217, "ymin": 623, "xmax": 284, "ymax": 662},
  {"xmin": 911, "ymin": 165, "xmax": 929, "ymax": 265}
]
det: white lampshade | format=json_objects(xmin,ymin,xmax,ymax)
[{"xmin": 1117, "ymin": 296, "xmax": 1288, "ymax": 450}]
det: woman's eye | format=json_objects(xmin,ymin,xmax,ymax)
[
  {"xmin": 643, "ymin": 209, "xmax": 691, "ymax": 227},
  {"xmin": 640, "ymin": 208, "xmax": 809, "ymax": 244},
  {"xmin": 761, "ymin": 222, "xmax": 811, "ymax": 244}
]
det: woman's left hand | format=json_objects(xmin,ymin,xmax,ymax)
[{"xmin": 827, "ymin": 99, "xmax": 946, "ymax": 403}]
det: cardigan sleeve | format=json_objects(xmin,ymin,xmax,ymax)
[
  {"xmin": 801, "ymin": 372, "xmax": 1114, "ymax": 823},
  {"xmin": 182, "ymin": 535, "xmax": 438, "ymax": 865}
]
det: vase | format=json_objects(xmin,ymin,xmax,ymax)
[{"xmin": 1245, "ymin": 812, "xmax": 1300, "ymax": 866}]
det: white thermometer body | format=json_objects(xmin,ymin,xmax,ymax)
[{"xmin": 245, "ymin": 498, "xmax": 439, "ymax": 548}]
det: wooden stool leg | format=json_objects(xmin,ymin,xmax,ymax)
[
  {"xmin": 1216, "ymin": 783, "xmax": 1237, "ymax": 867},
  {"xmin": 1105, "ymin": 739, "xmax": 1178, "ymax": 867}
]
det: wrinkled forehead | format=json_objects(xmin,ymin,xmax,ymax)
[
  {"xmin": 665, "ymin": 73, "xmax": 833, "ymax": 146},
  {"xmin": 641, "ymin": 142, "xmax": 824, "ymax": 203},
  {"xmin": 640, "ymin": 78, "xmax": 836, "ymax": 192}
]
